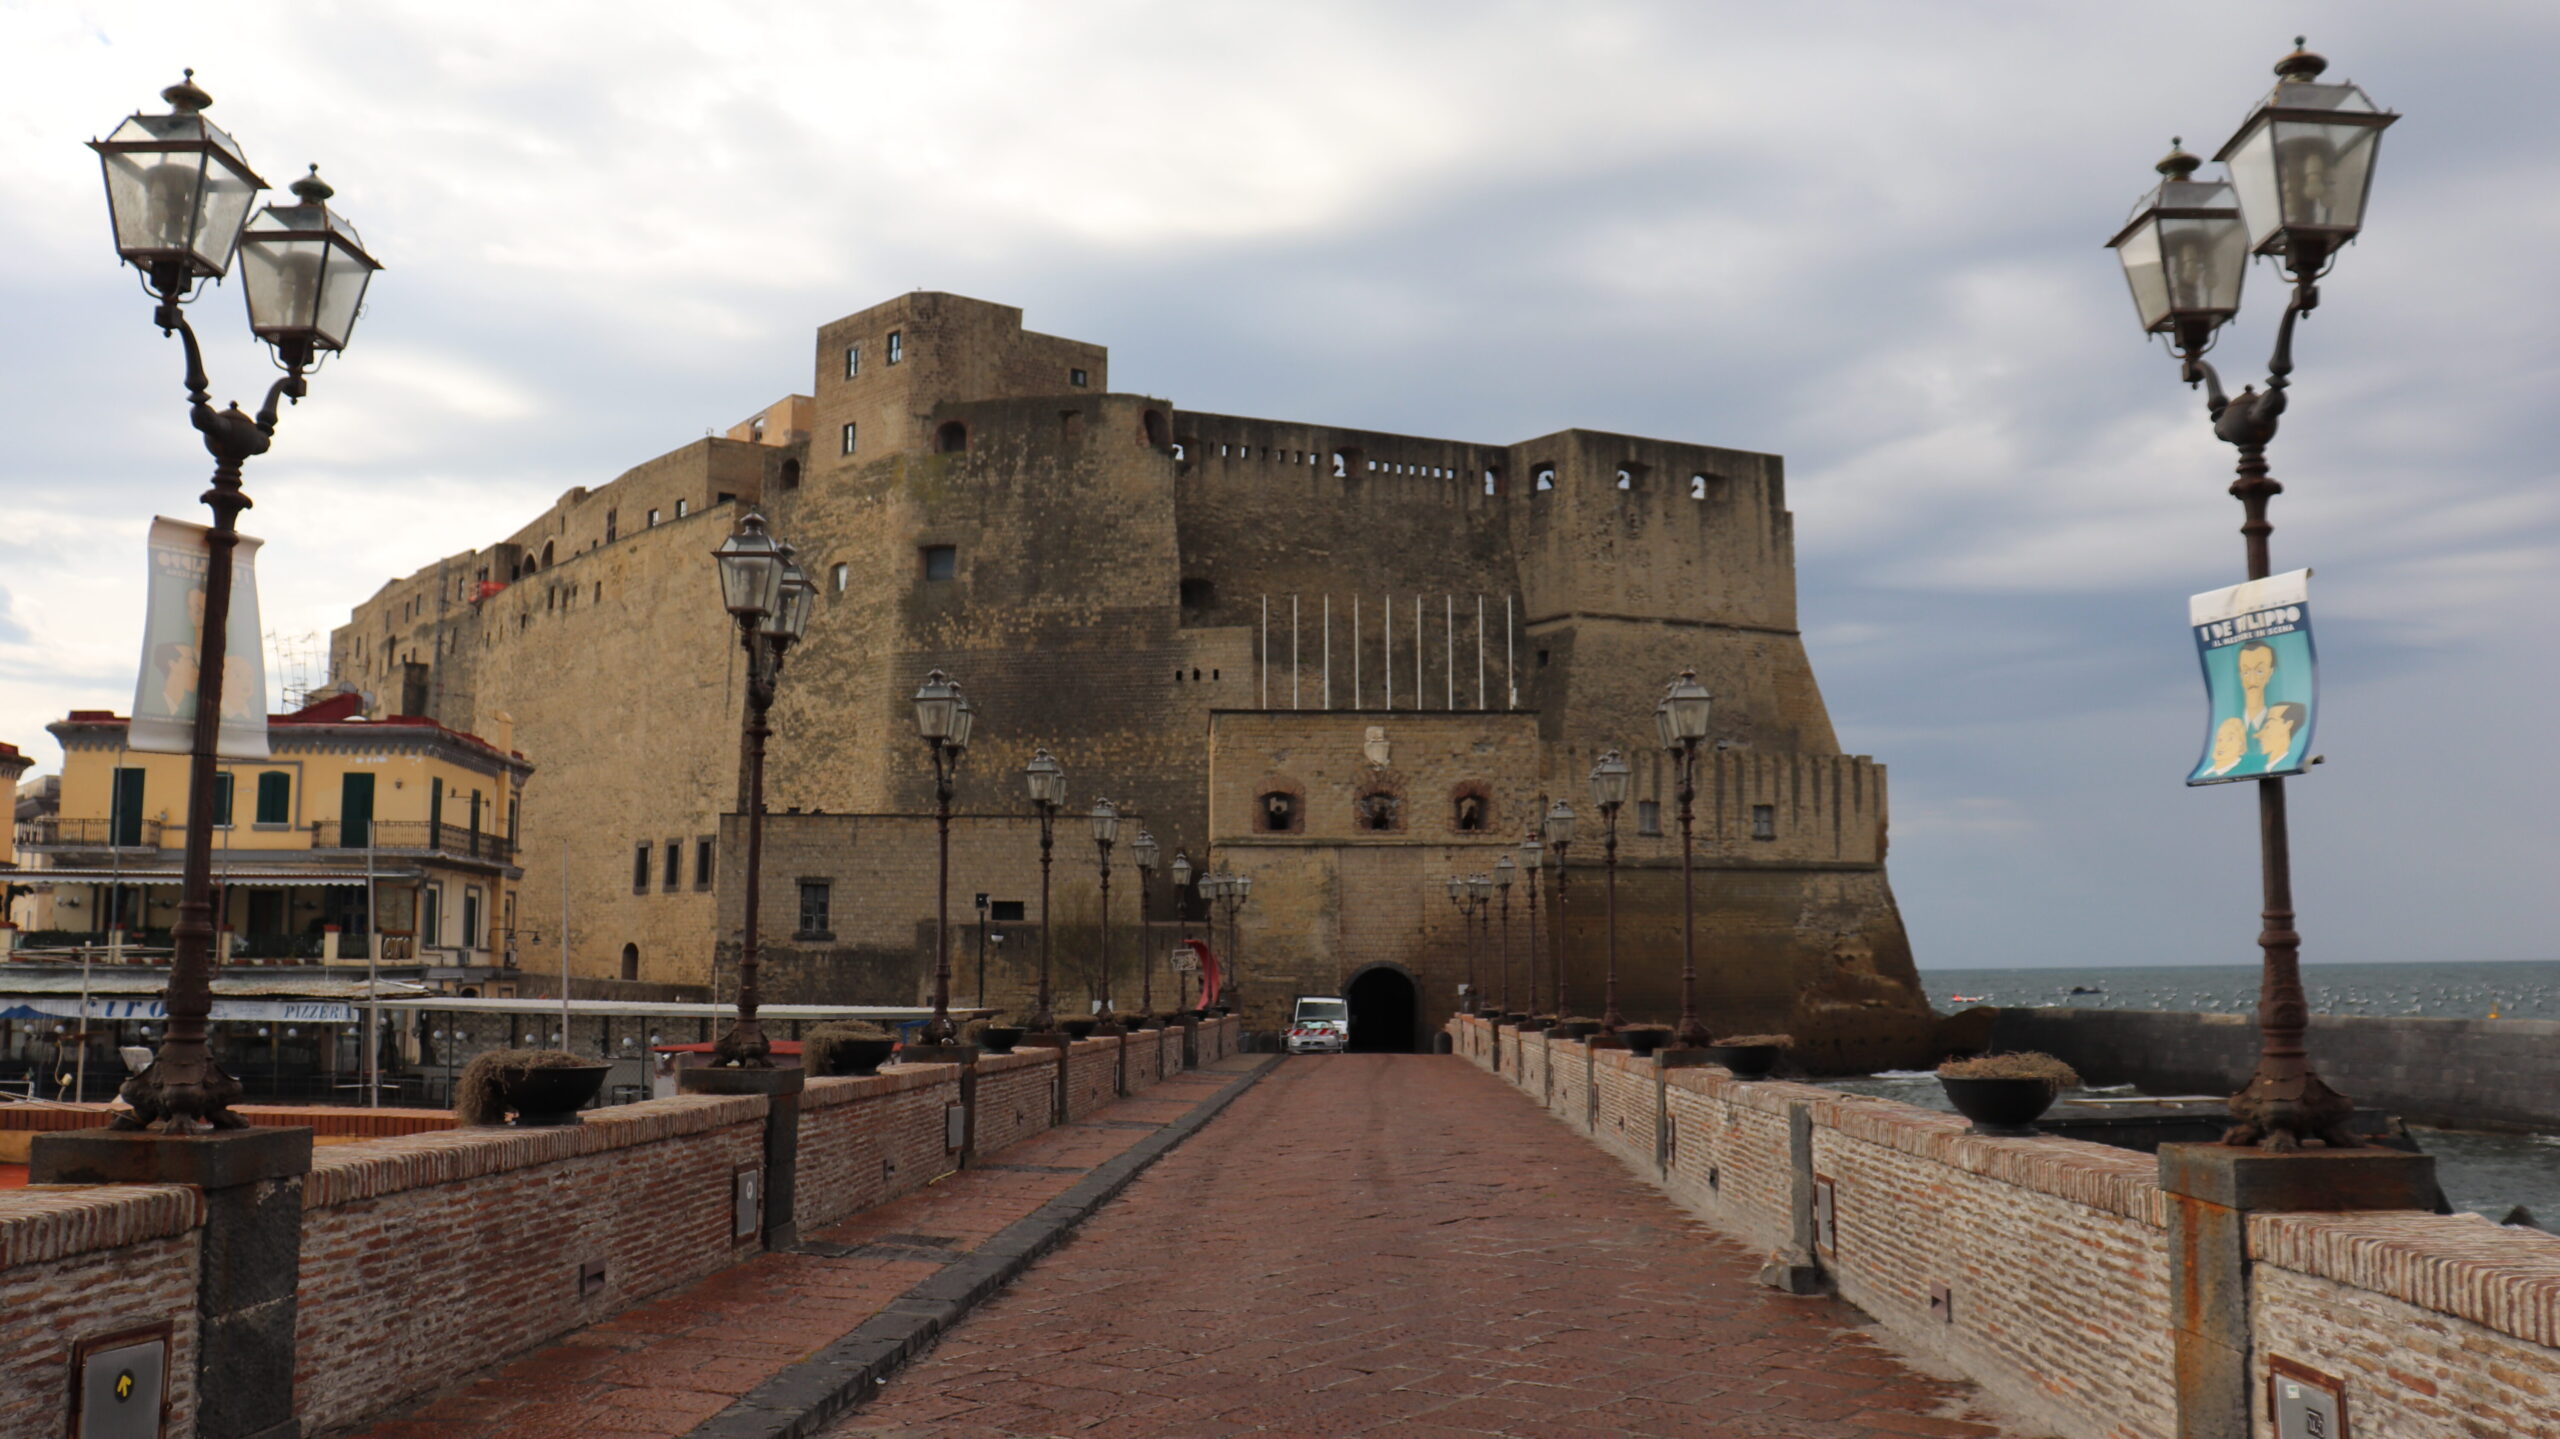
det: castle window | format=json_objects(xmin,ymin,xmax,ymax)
[
  {"xmin": 845, "ymin": 344, "xmax": 860, "ymax": 378},
  {"xmin": 1356, "ymin": 790, "xmax": 1400, "ymax": 832},
  {"xmin": 1071, "ymin": 367, "xmax": 1088, "ymax": 387},
  {"xmin": 831, "ymin": 562, "xmax": 849, "ymax": 594},
  {"xmin": 1180, "ymin": 577, "xmax": 1215, "ymax": 611},
  {"xmin": 1533, "ymin": 464, "xmax": 1556, "ymax": 491},
  {"xmin": 1257, "ymin": 791, "xmax": 1299, "ymax": 834},
  {"xmin": 936, "ymin": 420, "xmax": 968, "ymax": 453},
  {"xmin": 675, "ymin": 498, "xmax": 689, "ymax": 518},
  {"xmin": 1637, "ymin": 800, "xmax": 1662, "ymax": 836},
  {"xmin": 990, "ymin": 900, "xmax": 1025, "ymax": 922},
  {"xmin": 1752, "ymin": 804, "xmax": 1776, "ymax": 841},
  {"xmin": 593, "ymin": 582, "xmax": 602, "ymax": 602},
  {"xmin": 780, "ymin": 458, "xmax": 801, "ymax": 490},
  {"xmin": 886, "ymin": 331, "xmax": 903, "ymax": 365},
  {"xmin": 841, "ymin": 422, "xmax": 858, "ymax": 456},
  {"xmin": 797, "ymin": 881, "xmax": 833, "ymax": 939},
  {"xmin": 1691, "ymin": 473, "xmax": 1709, "ymax": 499},
  {"xmin": 632, "ymin": 843, "xmax": 651, "ymax": 894},
  {"xmin": 663, "ymin": 840, "xmax": 681, "ymax": 889},
  {"xmin": 1483, "ymin": 468, "xmax": 1499, "ymax": 496},
  {"xmin": 646, "ymin": 508, "xmax": 661, "ymax": 528},
  {"xmin": 696, "ymin": 837, "xmax": 715, "ymax": 889},
  {"xmin": 1453, "ymin": 793, "xmax": 1487, "ymax": 832},
  {"xmin": 921, "ymin": 545, "xmax": 957, "ymax": 582},
  {"xmin": 605, "ymin": 509, "xmax": 618, "ymax": 541},
  {"xmin": 621, "ymin": 943, "xmax": 640, "ymax": 981},
  {"xmin": 540, "ymin": 541, "xmax": 554, "ymax": 568}
]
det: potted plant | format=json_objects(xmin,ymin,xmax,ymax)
[
  {"xmin": 1620, "ymin": 1025, "xmax": 1674, "ymax": 1057},
  {"xmin": 804, "ymin": 1020, "xmax": 899, "ymax": 1076},
  {"xmin": 455, "ymin": 1049, "xmax": 611, "ymax": 1127},
  {"xmin": 1060, "ymin": 1016, "xmax": 1101, "ymax": 1040},
  {"xmin": 1550, "ymin": 1016, "xmax": 1601, "ymax": 1040},
  {"xmin": 1515, "ymin": 1014, "xmax": 1552, "ymax": 1032},
  {"xmin": 974, "ymin": 1020, "xmax": 1025, "ymax": 1053},
  {"xmin": 1936, "ymin": 1052, "xmax": 2079, "ymax": 1136},
  {"xmin": 1701, "ymin": 1034, "xmax": 1791, "ymax": 1081}
]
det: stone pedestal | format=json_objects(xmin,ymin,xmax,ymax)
[
  {"xmin": 32, "ymin": 1126, "xmax": 313, "ymax": 1439},
  {"xmin": 2158, "ymin": 1142, "xmax": 2439, "ymax": 1439},
  {"xmin": 680, "ymin": 1067, "xmax": 806, "ymax": 1249}
]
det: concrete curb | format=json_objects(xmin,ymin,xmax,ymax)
[{"xmin": 681, "ymin": 1055, "xmax": 1282, "ymax": 1439}]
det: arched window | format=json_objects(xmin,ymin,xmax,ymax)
[
  {"xmin": 1355, "ymin": 790, "xmax": 1400, "ymax": 832},
  {"xmin": 1258, "ymin": 791, "xmax": 1299, "ymax": 833},
  {"xmin": 540, "ymin": 541, "xmax": 554, "ymax": 569},
  {"xmin": 1690, "ymin": 473, "xmax": 1708, "ymax": 499},
  {"xmin": 936, "ymin": 420, "xmax": 968, "ymax": 454},
  {"xmin": 780, "ymin": 459, "xmax": 802, "ymax": 491},
  {"xmin": 1533, "ymin": 463, "xmax": 1557, "ymax": 491},
  {"xmin": 1142, "ymin": 410, "xmax": 1171, "ymax": 448},
  {"xmin": 620, "ymin": 943, "xmax": 639, "ymax": 981},
  {"xmin": 1452, "ymin": 792, "xmax": 1487, "ymax": 832}
]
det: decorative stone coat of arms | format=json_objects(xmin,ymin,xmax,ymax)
[{"xmin": 1362, "ymin": 725, "xmax": 1390, "ymax": 769}]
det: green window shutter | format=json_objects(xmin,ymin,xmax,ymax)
[
  {"xmin": 255, "ymin": 772, "xmax": 291, "ymax": 825},
  {"xmin": 341, "ymin": 772, "xmax": 376, "ymax": 847},
  {"xmin": 212, "ymin": 773, "xmax": 234, "ymax": 826}
]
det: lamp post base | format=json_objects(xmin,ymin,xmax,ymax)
[{"xmin": 2225, "ymin": 1068, "xmax": 2359, "ymax": 1151}]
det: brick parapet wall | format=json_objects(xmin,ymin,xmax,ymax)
[
  {"xmin": 796, "ymin": 1065, "xmax": 964, "ymax": 1232},
  {"xmin": 1, "ymin": 1217, "xmax": 199, "ymax": 1439},
  {"xmin": 1451, "ymin": 1017, "xmax": 2560, "ymax": 1439},
  {"xmin": 0, "ymin": 1182, "xmax": 201, "ymax": 1269},
  {"xmin": 1065, "ymin": 1038, "xmax": 1121, "ymax": 1117},
  {"xmin": 975, "ymin": 1052, "xmax": 1060, "ymax": 1156},
  {"xmin": 302, "ymin": 1094, "xmax": 759, "ymax": 1208}
]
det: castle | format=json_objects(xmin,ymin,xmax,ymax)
[{"xmin": 329, "ymin": 292, "xmax": 1935, "ymax": 1065}]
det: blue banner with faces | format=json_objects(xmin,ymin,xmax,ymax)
[{"xmin": 2187, "ymin": 569, "xmax": 2317, "ymax": 785}]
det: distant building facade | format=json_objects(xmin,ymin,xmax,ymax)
[{"xmin": 327, "ymin": 293, "xmax": 1933, "ymax": 1062}]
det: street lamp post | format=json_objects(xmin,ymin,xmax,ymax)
[
  {"xmin": 1170, "ymin": 850, "xmax": 1193, "ymax": 1011},
  {"xmin": 1131, "ymin": 829, "xmax": 1160, "ymax": 1021},
  {"xmin": 1468, "ymin": 874, "xmax": 1493, "ymax": 1015},
  {"xmin": 912, "ymin": 671, "xmax": 974, "ymax": 1045},
  {"xmin": 1210, "ymin": 871, "xmax": 1250, "ymax": 1018},
  {"xmin": 1588, "ymin": 752, "xmax": 1630, "ymax": 1036},
  {"xmin": 1494, "ymin": 854, "xmax": 1517, "ymax": 1018},
  {"xmin": 710, "ymin": 514, "xmax": 813, "ymax": 1066},
  {"xmin": 1543, "ymin": 801, "xmax": 1575, "ymax": 1018},
  {"xmin": 1518, "ymin": 829, "xmax": 1545, "ymax": 1020},
  {"xmin": 1656, "ymin": 671, "xmax": 1714, "ymax": 1050},
  {"xmin": 1444, "ymin": 875, "xmax": 1474, "ymax": 1015},
  {"xmin": 974, "ymin": 891, "xmax": 991, "ymax": 1008},
  {"xmin": 1024, "ymin": 748, "xmax": 1065, "ymax": 1033},
  {"xmin": 89, "ymin": 75, "xmax": 381, "ymax": 1130},
  {"xmin": 1090, "ymin": 799, "xmax": 1119, "ymax": 1021},
  {"xmin": 2106, "ymin": 40, "xmax": 2396, "ymax": 1151}
]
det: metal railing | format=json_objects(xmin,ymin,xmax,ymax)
[
  {"xmin": 22, "ymin": 817, "xmax": 165, "ymax": 849},
  {"xmin": 311, "ymin": 820, "xmax": 514, "ymax": 864}
]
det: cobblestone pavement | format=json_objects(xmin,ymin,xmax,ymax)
[
  {"xmin": 834, "ymin": 1054, "xmax": 2012, "ymax": 1439},
  {"xmin": 346, "ymin": 1058, "xmax": 1264, "ymax": 1439}
]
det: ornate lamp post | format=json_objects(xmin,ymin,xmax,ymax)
[
  {"xmin": 2106, "ymin": 40, "xmax": 2396, "ymax": 1151},
  {"xmin": 1542, "ymin": 800, "xmax": 1575, "ymax": 1018},
  {"xmin": 1201, "ymin": 871, "xmax": 1230, "ymax": 1007},
  {"xmin": 1023, "ymin": 748, "xmax": 1066, "ymax": 1033},
  {"xmin": 1493, "ymin": 854, "xmax": 1518, "ymax": 1017},
  {"xmin": 1170, "ymin": 850, "xmax": 1193, "ymax": 1011},
  {"xmin": 90, "ymin": 75, "xmax": 381, "ymax": 1130},
  {"xmin": 1444, "ymin": 875, "xmax": 1474, "ymax": 1015},
  {"xmin": 1588, "ymin": 752, "xmax": 1630, "ymax": 1036},
  {"xmin": 1210, "ymin": 871, "xmax": 1250, "ymax": 1017},
  {"xmin": 1656, "ymin": 670, "xmax": 1715, "ymax": 1050},
  {"xmin": 709, "ymin": 514, "xmax": 813, "ymax": 1066},
  {"xmin": 913, "ymin": 671, "xmax": 973, "ymax": 1045},
  {"xmin": 1090, "ymin": 798, "xmax": 1119, "ymax": 1020},
  {"xmin": 1468, "ymin": 874, "xmax": 1493, "ymax": 1015},
  {"xmin": 1131, "ymin": 829, "xmax": 1160, "ymax": 1021},
  {"xmin": 1518, "ymin": 830, "xmax": 1545, "ymax": 1021}
]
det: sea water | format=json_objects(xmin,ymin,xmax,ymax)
[{"xmin": 1859, "ymin": 958, "xmax": 2560, "ymax": 1224}]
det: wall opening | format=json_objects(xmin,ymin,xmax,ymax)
[
  {"xmin": 1180, "ymin": 577, "xmax": 1215, "ymax": 612},
  {"xmin": 936, "ymin": 420, "xmax": 969, "ymax": 454},
  {"xmin": 1346, "ymin": 966, "xmax": 1419, "ymax": 1053},
  {"xmin": 1355, "ymin": 789, "xmax": 1401, "ymax": 832},
  {"xmin": 1257, "ymin": 790, "xmax": 1300, "ymax": 834},
  {"xmin": 1690, "ymin": 472, "xmax": 1709, "ymax": 499},
  {"xmin": 620, "ymin": 943, "xmax": 639, "ymax": 981},
  {"xmin": 1142, "ymin": 410, "xmax": 1171, "ymax": 448},
  {"xmin": 1533, "ymin": 464, "xmax": 1556, "ymax": 491},
  {"xmin": 780, "ymin": 459, "xmax": 802, "ymax": 490},
  {"xmin": 540, "ymin": 541, "xmax": 554, "ymax": 568}
]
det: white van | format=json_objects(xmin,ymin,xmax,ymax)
[{"xmin": 1285, "ymin": 996, "xmax": 1350, "ymax": 1054}]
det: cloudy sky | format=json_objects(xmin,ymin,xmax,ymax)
[{"xmin": 2, "ymin": 1, "xmax": 2552, "ymax": 971}]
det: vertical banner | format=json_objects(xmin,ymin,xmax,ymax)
[
  {"xmin": 131, "ymin": 516, "xmax": 268, "ymax": 758},
  {"xmin": 2186, "ymin": 568, "xmax": 2315, "ymax": 785}
]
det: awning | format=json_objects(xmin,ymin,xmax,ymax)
[
  {"xmin": 8, "ymin": 869, "xmax": 422, "ymax": 887},
  {"xmin": 0, "ymin": 998, "xmax": 356, "ymax": 1023}
]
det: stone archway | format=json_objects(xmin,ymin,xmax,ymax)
[{"xmin": 1345, "ymin": 964, "xmax": 1420, "ymax": 1053}]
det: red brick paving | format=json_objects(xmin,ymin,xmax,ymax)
[
  {"xmin": 834, "ymin": 1055, "xmax": 2014, "ymax": 1439},
  {"xmin": 344, "ymin": 1059, "xmax": 1264, "ymax": 1439}
]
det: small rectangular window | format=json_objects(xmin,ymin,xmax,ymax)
[
  {"xmin": 1752, "ymin": 804, "xmax": 1776, "ymax": 841},
  {"xmin": 605, "ymin": 509, "xmax": 618, "ymax": 542},
  {"xmin": 255, "ymin": 771, "xmax": 291, "ymax": 826},
  {"xmin": 462, "ymin": 888, "xmax": 482, "ymax": 949},
  {"xmin": 830, "ymin": 562, "xmax": 849, "ymax": 593},
  {"xmin": 845, "ymin": 344, "xmax": 860, "ymax": 378},
  {"xmin": 921, "ymin": 545, "xmax": 957, "ymax": 581},
  {"xmin": 210, "ymin": 773, "xmax": 234, "ymax": 827},
  {"xmin": 1070, "ymin": 368, "xmax": 1088, "ymax": 387},
  {"xmin": 1637, "ymin": 800, "xmax": 1661, "ymax": 836},
  {"xmin": 797, "ymin": 880, "xmax": 832, "ymax": 938},
  {"xmin": 886, "ymin": 331, "xmax": 903, "ymax": 365},
  {"xmin": 841, "ymin": 422, "xmax": 858, "ymax": 456},
  {"xmin": 990, "ymin": 899, "xmax": 1026, "ymax": 923},
  {"xmin": 663, "ymin": 840, "xmax": 681, "ymax": 888},
  {"xmin": 646, "ymin": 508, "xmax": 661, "ymax": 528},
  {"xmin": 675, "ymin": 498, "xmax": 688, "ymax": 518},
  {"xmin": 695, "ymin": 836, "xmax": 715, "ymax": 888},
  {"xmin": 421, "ymin": 885, "xmax": 441, "ymax": 947},
  {"xmin": 633, "ymin": 842, "xmax": 651, "ymax": 893}
]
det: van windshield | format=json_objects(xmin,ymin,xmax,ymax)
[{"xmin": 1295, "ymin": 999, "xmax": 1347, "ymax": 1022}]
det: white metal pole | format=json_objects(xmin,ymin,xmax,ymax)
[
  {"xmin": 366, "ymin": 839, "xmax": 380, "ymax": 1106},
  {"xmin": 1353, "ymin": 597, "xmax": 1362, "ymax": 709},
  {"xmin": 1291, "ymin": 595, "xmax": 1300, "ymax": 709},
  {"xmin": 559, "ymin": 837, "xmax": 572, "ymax": 1044},
  {"xmin": 1415, "ymin": 596, "xmax": 1423, "ymax": 710},
  {"xmin": 1446, "ymin": 594, "xmax": 1455, "ymax": 710},
  {"xmin": 1383, "ymin": 594, "xmax": 1392, "ymax": 710},
  {"xmin": 1507, "ymin": 594, "xmax": 1516, "ymax": 709}
]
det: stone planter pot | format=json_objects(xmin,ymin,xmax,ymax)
[
  {"xmin": 1702, "ymin": 1044, "xmax": 1780, "ymax": 1080},
  {"xmin": 500, "ymin": 1063, "xmax": 610, "ymax": 1125},
  {"xmin": 1939, "ymin": 1076, "xmax": 2059, "ymax": 1137},
  {"xmin": 1061, "ymin": 1018, "xmax": 1100, "ymax": 1040},
  {"xmin": 1621, "ymin": 1026, "xmax": 1673, "ymax": 1058},
  {"xmin": 1514, "ymin": 1016, "xmax": 1551, "ymax": 1032},
  {"xmin": 1550, "ymin": 1021, "xmax": 1597, "ymax": 1040},
  {"xmin": 813, "ymin": 1038, "xmax": 897, "ymax": 1076},
  {"xmin": 976, "ymin": 1026, "xmax": 1024, "ymax": 1054}
]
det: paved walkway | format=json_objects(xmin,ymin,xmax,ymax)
[
  {"xmin": 833, "ymin": 1055, "xmax": 2012, "ymax": 1439},
  {"xmin": 351, "ymin": 1057, "xmax": 1268, "ymax": 1439}
]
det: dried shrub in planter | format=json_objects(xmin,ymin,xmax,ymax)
[
  {"xmin": 804, "ymin": 1019, "xmax": 895, "ymax": 1075},
  {"xmin": 454, "ymin": 1049, "xmax": 592, "ymax": 1126},
  {"xmin": 1937, "ymin": 1051, "xmax": 2081, "ymax": 1091}
]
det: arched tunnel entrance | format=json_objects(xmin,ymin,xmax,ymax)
[{"xmin": 1345, "ymin": 966, "xmax": 1419, "ymax": 1053}]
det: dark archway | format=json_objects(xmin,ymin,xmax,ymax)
[{"xmin": 1345, "ymin": 965, "xmax": 1419, "ymax": 1053}]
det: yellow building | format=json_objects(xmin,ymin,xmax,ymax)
[{"xmin": 17, "ymin": 693, "xmax": 531, "ymax": 974}]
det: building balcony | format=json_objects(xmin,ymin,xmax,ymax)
[
  {"xmin": 310, "ymin": 820, "xmax": 516, "ymax": 866},
  {"xmin": 21, "ymin": 816, "xmax": 165, "ymax": 851}
]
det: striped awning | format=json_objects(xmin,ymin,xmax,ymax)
[{"xmin": 9, "ymin": 868, "xmax": 423, "ymax": 887}]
